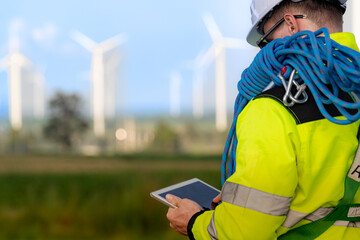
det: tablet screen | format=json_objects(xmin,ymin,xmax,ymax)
[{"xmin": 151, "ymin": 178, "xmax": 220, "ymax": 210}]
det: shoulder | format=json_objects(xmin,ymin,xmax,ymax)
[
  {"xmin": 236, "ymin": 88, "xmax": 298, "ymax": 139},
  {"xmin": 253, "ymin": 86, "xmax": 356, "ymax": 125},
  {"xmin": 238, "ymin": 86, "xmax": 297, "ymax": 127}
]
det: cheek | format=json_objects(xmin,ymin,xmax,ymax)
[{"xmin": 271, "ymin": 25, "xmax": 291, "ymax": 40}]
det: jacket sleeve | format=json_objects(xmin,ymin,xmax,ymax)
[{"xmin": 189, "ymin": 97, "xmax": 300, "ymax": 239}]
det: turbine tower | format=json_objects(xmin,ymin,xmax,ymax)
[
  {"xmin": 71, "ymin": 30, "xmax": 127, "ymax": 137},
  {"xmin": 202, "ymin": 12, "xmax": 247, "ymax": 132},
  {"xmin": 190, "ymin": 49, "xmax": 214, "ymax": 119},
  {"xmin": 169, "ymin": 71, "xmax": 182, "ymax": 118},
  {"xmin": 2, "ymin": 19, "xmax": 32, "ymax": 131},
  {"xmin": 3, "ymin": 53, "xmax": 32, "ymax": 131},
  {"xmin": 193, "ymin": 65, "xmax": 204, "ymax": 119}
]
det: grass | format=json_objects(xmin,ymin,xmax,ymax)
[{"xmin": 0, "ymin": 155, "xmax": 221, "ymax": 240}]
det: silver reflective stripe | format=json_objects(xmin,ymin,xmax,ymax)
[
  {"xmin": 305, "ymin": 207, "xmax": 333, "ymax": 221},
  {"xmin": 283, "ymin": 209, "xmax": 360, "ymax": 228},
  {"xmin": 334, "ymin": 221, "xmax": 360, "ymax": 228},
  {"xmin": 282, "ymin": 207, "xmax": 334, "ymax": 228},
  {"xmin": 221, "ymin": 181, "xmax": 291, "ymax": 216},
  {"xmin": 282, "ymin": 209, "xmax": 308, "ymax": 228},
  {"xmin": 207, "ymin": 212, "xmax": 218, "ymax": 240},
  {"xmin": 348, "ymin": 207, "xmax": 360, "ymax": 218}
]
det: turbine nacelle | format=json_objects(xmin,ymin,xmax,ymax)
[
  {"xmin": 70, "ymin": 30, "xmax": 128, "ymax": 54},
  {"xmin": 2, "ymin": 52, "xmax": 32, "ymax": 70}
]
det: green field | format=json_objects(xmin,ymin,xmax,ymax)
[{"xmin": 0, "ymin": 155, "xmax": 221, "ymax": 240}]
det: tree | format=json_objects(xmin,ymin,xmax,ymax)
[
  {"xmin": 150, "ymin": 121, "xmax": 181, "ymax": 153},
  {"xmin": 43, "ymin": 91, "xmax": 89, "ymax": 150}
]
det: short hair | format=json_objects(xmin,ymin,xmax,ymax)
[{"xmin": 269, "ymin": 0, "xmax": 343, "ymax": 31}]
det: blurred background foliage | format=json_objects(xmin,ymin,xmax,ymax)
[
  {"xmin": 0, "ymin": 88, "xmax": 228, "ymax": 239},
  {"xmin": 0, "ymin": 154, "xmax": 221, "ymax": 240}
]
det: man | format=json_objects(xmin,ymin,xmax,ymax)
[{"xmin": 166, "ymin": 0, "xmax": 360, "ymax": 239}]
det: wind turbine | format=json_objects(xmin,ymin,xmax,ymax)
[
  {"xmin": 170, "ymin": 71, "xmax": 182, "ymax": 118},
  {"xmin": 2, "ymin": 53, "xmax": 32, "ymax": 131},
  {"xmin": 2, "ymin": 19, "xmax": 32, "ymax": 131},
  {"xmin": 202, "ymin": 12, "xmax": 248, "ymax": 132},
  {"xmin": 71, "ymin": 30, "xmax": 127, "ymax": 137},
  {"xmin": 190, "ymin": 49, "xmax": 214, "ymax": 119}
]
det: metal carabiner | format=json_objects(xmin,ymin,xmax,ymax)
[{"xmin": 278, "ymin": 69, "xmax": 308, "ymax": 107}]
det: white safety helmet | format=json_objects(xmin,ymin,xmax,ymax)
[{"xmin": 246, "ymin": 0, "xmax": 347, "ymax": 47}]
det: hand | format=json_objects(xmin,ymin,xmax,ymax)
[
  {"xmin": 211, "ymin": 193, "xmax": 221, "ymax": 210},
  {"xmin": 166, "ymin": 194, "xmax": 202, "ymax": 236}
]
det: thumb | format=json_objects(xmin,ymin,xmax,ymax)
[
  {"xmin": 166, "ymin": 194, "xmax": 182, "ymax": 207},
  {"xmin": 212, "ymin": 194, "xmax": 221, "ymax": 203}
]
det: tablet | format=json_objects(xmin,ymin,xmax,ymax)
[{"xmin": 150, "ymin": 178, "xmax": 220, "ymax": 209}]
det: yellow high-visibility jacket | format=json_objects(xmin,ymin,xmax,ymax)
[{"xmin": 189, "ymin": 32, "xmax": 360, "ymax": 239}]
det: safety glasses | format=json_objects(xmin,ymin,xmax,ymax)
[{"xmin": 256, "ymin": 14, "xmax": 306, "ymax": 49}]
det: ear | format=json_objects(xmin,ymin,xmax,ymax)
[{"xmin": 283, "ymin": 14, "xmax": 300, "ymax": 35}]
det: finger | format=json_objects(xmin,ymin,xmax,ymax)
[
  {"xmin": 170, "ymin": 222, "xmax": 175, "ymax": 229},
  {"xmin": 211, "ymin": 194, "xmax": 221, "ymax": 209},
  {"xmin": 166, "ymin": 194, "xmax": 182, "ymax": 206},
  {"xmin": 212, "ymin": 194, "xmax": 221, "ymax": 203},
  {"xmin": 166, "ymin": 208, "xmax": 172, "ymax": 220}
]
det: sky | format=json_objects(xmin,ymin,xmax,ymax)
[{"xmin": 0, "ymin": 0, "xmax": 258, "ymax": 118}]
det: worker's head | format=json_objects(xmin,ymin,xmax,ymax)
[{"xmin": 247, "ymin": 0, "xmax": 347, "ymax": 48}]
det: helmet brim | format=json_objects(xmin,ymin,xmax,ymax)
[
  {"xmin": 247, "ymin": 22, "xmax": 263, "ymax": 47},
  {"xmin": 246, "ymin": 0, "xmax": 281, "ymax": 47}
]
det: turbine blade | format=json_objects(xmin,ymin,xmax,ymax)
[
  {"xmin": 70, "ymin": 30, "xmax": 96, "ymax": 51},
  {"xmin": 194, "ymin": 49, "xmax": 207, "ymax": 66},
  {"xmin": 99, "ymin": 34, "xmax": 128, "ymax": 53},
  {"xmin": 222, "ymin": 38, "xmax": 248, "ymax": 49},
  {"xmin": 199, "ymin": 45, "xmax": 215, "ymax": 67},
  {"xmin": 202, "ymin": 12, "xmax": 222, "ymax": 41}
]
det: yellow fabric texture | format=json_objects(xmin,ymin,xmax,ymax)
[{"xmin": 192, "ymin": 32, "xmax": 360, "ymax": 239}]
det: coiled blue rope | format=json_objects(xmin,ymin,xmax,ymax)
[{"xmin": 221, "ymin": 28, "xmax": 360, "ymax": 185}]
